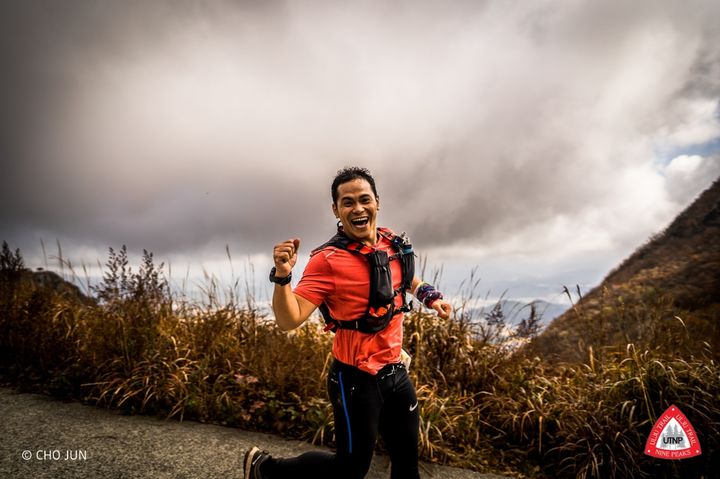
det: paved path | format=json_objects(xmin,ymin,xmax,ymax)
[{"xmin": 0, "ymin": 388, "xmax": 511, "ymax": 479}]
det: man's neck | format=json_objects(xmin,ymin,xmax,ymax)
[{"xmin": 339, "ymin": 226, "xmax": 378, "ymax": 246}]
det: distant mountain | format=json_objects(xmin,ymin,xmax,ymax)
[
  {"xmin": 531, "ymin": 300, "xmax": 570, "ymax": 324},
  {"xmin": 465, "ymin": 299, "xmax": 568, "ymax": 328},
  {"xmin": 528, "ymin": 177, "xmax": 720, "ymax": 363}
]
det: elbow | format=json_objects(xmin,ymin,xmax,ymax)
[
  {"xmin": 276, "ymin": 321, "xmax": 297, "ymax": 332},
  {"xmin": 273, "ymin": 314, "xmax": 302, "ymax": 332}
]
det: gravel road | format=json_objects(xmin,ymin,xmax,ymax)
[{"xmin": 0, "ymin": 387, "xmax": 511, "ymax": 479}]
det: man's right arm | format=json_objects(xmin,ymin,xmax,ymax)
[
  {"xmin": 271, "ymin": 238, "xmax": 317, "ymax": 331},
  {"xmin": 272, "ymin": 283, "xmax": 317, "ymax": 331}
]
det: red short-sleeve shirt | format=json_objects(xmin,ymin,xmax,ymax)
[{"xmin": 293, "ymin": 231, "xmax": 405, "ymax": 375}]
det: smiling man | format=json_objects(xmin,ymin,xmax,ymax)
[{"xmin": 244, "ymin": 167, "xmax": 452, "ymax": 479}]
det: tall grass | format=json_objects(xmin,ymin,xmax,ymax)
[{"xmin": 1, "ymin": 241, "xmax": 717, "ymax": 478}]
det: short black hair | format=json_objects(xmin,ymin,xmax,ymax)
[{"xmin": 331, "ymin": 167, "xmax": 378, "ymax": 204}]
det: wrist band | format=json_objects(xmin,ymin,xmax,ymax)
[
  {"xmin": 269, "ymin": 267, "xmax": 292, "ymax": 285},
  {"xmin": 414, "ymin": 281, "xmax": 443, "ymax": 308}
]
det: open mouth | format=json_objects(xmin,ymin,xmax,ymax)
[{"xmin": 351, "ymin": 217, "xmax": 370, "ymax": 228}]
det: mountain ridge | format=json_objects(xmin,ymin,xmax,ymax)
[{"xmin": 527, "ymin": 176, "xmax": 720, "ymax": 362}]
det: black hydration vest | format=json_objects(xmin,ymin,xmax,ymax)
[{"xmin": 311, "ymin": 227, "xmax": 415, "ymax": 334}]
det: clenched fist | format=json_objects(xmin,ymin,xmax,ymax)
[{"xmin": 273, "ymin": 238, "xmax": 300, "ymax": 277}]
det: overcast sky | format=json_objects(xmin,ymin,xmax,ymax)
[{"xmin": 1, "ymin": 0, "xmax": 719, "ymax": 306}]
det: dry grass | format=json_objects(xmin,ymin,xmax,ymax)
[{"xmin": 1, "ymin": 241, "xmax": 718, "ymax": 478}]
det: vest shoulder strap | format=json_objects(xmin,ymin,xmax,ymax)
[{"xmin": 311, "ymin": 230, "xmax": 385, "ymax": 257}]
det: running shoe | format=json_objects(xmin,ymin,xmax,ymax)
[{"xmin": 243, "ymin": 446, "xmax": 270, "ymax": 479}]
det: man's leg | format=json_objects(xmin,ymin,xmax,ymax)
[
  {"xmin": 378, "ymin": 367, "xmax": 420, "ymax": 479},
  {"xmin": 260, "ymin": 362, "xmax": 382, "ymax": 479}
]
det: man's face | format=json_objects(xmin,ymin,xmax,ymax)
[{"xmin": 332, "ymin": 178, "xmax": 380, "ymax": 244}]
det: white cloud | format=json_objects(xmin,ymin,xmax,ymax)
[
  {"xmin": 664, "ymin": 154, "xmax": 720, "ymax": 204},
  {"xmin": 667, "ymin": 155, "xmax": 704, "ymax": 177},
  {"xmin": 659, "ymin": 99, "xmax": 720, "ymax": 147}
]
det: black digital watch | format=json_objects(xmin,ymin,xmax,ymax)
[{"xmin": 269, "ymin": 267, "xmax": 292, "ymax": 285}]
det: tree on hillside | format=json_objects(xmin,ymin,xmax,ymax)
[{"xmin": 0, "ymin": 241, "xmax": 25, "ymax": 272}]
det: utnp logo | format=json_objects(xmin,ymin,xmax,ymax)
[{"xmin": 645, "ymin": 404, "xmax": 702, "ymax": 460}]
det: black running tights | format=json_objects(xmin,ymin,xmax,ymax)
[{"xmin": 260, "ymin": 360, "xmax": 420, "ymax": 479}]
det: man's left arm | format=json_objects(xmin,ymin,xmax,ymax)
[{"xmin": 411, "ymin": 277, "xmax": 452, "ymax": 319}]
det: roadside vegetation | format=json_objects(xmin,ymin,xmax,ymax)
[{"xmin": 1, "ymin": 241, "xmax": 717, "ymax": 478}]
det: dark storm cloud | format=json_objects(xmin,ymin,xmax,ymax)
[
  {"xmin": 1, "ymin": 0, "xmax": 719, "ymax": 271},
  {"xmin": 0, "ymin": 0, "xmax": 313, "ymax": 256}
]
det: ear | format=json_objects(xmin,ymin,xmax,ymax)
[
  {"xmin": 332, "ymin": 203, "xmax": 339, "ymax": 218},
  {"xmin": 376, "ymin": 196, "xmax": 380, "ymax": 210}
]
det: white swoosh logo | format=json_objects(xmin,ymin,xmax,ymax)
[{"xmin": 409, "ymin": 401, "xmax": 419, "ymax": 412}]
